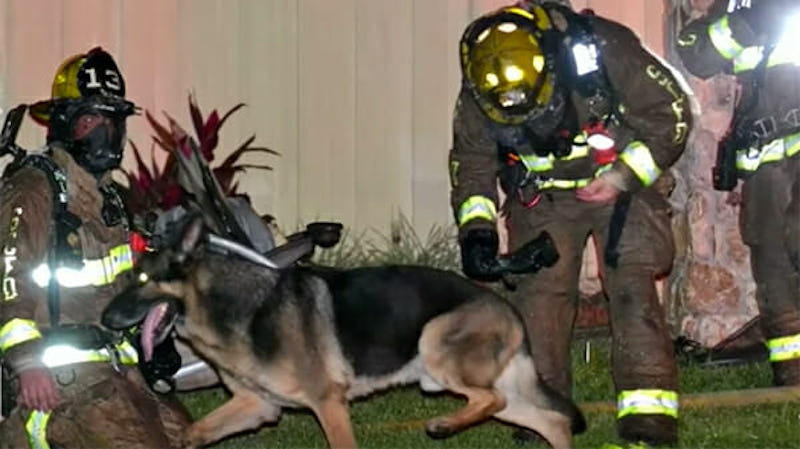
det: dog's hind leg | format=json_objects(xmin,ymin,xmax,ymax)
[
  {"xmin": 185, "ymin": 388, "xmax": 281, "ymax": 448},
  {"xmin": 308, "ymin": 382, "xmax": 358, "ymax": 449},
  {"xmin": 419, "ymin": 300, "xmax": 521, "ymax": 437},
  {"xmin": 492, "ymin": 354, "xmax": 584, "ymax": 449},
  {"xmin": 493, "ymin": 400, "xmax": 574, "ymax": 449},
  {"xmin": 424, "ymin": 385, "xmax": 507, "ymax": 438}
]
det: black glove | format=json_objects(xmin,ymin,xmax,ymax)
[
  {"xmin": 136, "ymin": 335, "xmax": 182, "ymax": 394},
  {"xmin": 497, "ymin": 231, "xmax": 559, "ymax": 274},
  {"xmin": 460, "ymin": 228, "xmax": 501, "ymax": 282}
]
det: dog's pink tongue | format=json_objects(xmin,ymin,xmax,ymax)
[{"xmin": 141, "ymin": 303, "xmax": 167, "ymax": 362}]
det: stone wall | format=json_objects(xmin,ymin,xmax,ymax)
[
  {"xmin": 663, "ymin": 0, "xmax": 760, "ymax": 347},
  {"xmin": 667, "ymin": 75, "xmax": 759, "ymax": 347}
]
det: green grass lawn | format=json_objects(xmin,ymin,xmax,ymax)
[{"xmin": 177, "ymin": 337, "xmax": 798, "ymax": 449}]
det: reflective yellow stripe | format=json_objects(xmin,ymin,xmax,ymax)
[
  {"xmin": 601, "ymin": 443, "xmax": 650, "ymax": 449},
  {"xmin": 561, "ymin": 144, "xmax": 590, "ymax": 161},
  {"xmin": 594, "ymin": 164, "xmax": 614, "ymax": 177},
  {"xmin": 518, "ymin": 145, "xmax": 591, "ymax": 173},
  {"xmin": 734, "ymin": 40, "xmax": 800, "ymax": 73},
  {"xmin": 537, "ymin": 178, "xmax": 592, "ymax": 190},
  {"xmin": 786, "ymin": 133, "xmax": 800, "ymax": 157},
  {"xmin": 767, "ymin": 333, "xmax": 800, "ymax": 362},
  {"xmin": 518, "ymin": 153, "xmax": 553, "ymax": 172},
  {"xmin": 619, "ymin": 141, "xmax": 661, "ymax": 186},
  {"xmin": 768, "ymin": 38, "xmax": 800, "ymax": 68},
  {"xmin": 458, "ymin": 196, "xmax": 497, "ymax": 227},
  {"xmin": 115, "ymin": 339, "xmax": 139, "ymax": 364},
  {"xmin": 735, "ymin": 131, "xmax": 800, "ymax": 172},
  {"xmin": 40, "ymin": 340, "xmax": 139, "ymax": 368},
  {"xmin": 25, "ymin": 410, "xmax": 51, "ymax": 449},
  {"xmin": 733, "ymin": 46, "xmax": 765, "ymax": 73},
  {"xmin": 601, "ymin": 443, "xmax": 651, "ymax": 449},
  {"xmin": 0, "ymin": 318, "xmax": 42, "ymax": 352},
  {"xmin": 617, "ymin": 389, "xmax": 679, "ymax": 419},
  {"xmin": 526, "ymin": 165, "xmax": 613, "ymax": 192},
  {"xmin": 708, "ymin": 16, "xmax": 743, "ymax": 60},
  {"xmin": 31, "ymin": 244, "xmax": 134, "ymax": 288}
]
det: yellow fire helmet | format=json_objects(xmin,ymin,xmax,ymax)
[
  {"xmin": 460, "ymin": 6, "xmax": 555, "ymax": 125},
  {"xmin": 29, "ymin": 47, "xmax": 129, "ymax": 126}
]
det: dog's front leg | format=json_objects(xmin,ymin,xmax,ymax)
[
  {"xmin": 310, "ymin": 385, "xmax": 357, "ymax": 449},
  {"xmin": 184, "ymin": 390, "xmax": 280, "ymax": 448}
]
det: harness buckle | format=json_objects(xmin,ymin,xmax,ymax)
[
  {"xmin": 105, "ymin": 343, "xmax": 122, "ymax": 373},
  {"xmin": 517, "ymin": 172, "xmax": 544, "ymax": 208}
]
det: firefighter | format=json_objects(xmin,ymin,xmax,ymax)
[
  {"xmin": 450, "ymin": 3, "xmax": 692, "ymax": 446},
  {"xmin": 676, "ymin": 0, "xmax": 800, "ymax": 386},
  {"xmin": 0, "ymin": 47, "xmax": 190, "ymax": 448}
]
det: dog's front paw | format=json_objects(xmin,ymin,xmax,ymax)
[
  {"xmin": 425, "ymin": 418, "xmax": 456, "ymax": 439},
  {"xmin": 180, "ymin": 425, "xmax": 206, "ymax": 449},
  {"xmin": 178, "ymin": 436, "xmax": 197, "ymax": 449}
]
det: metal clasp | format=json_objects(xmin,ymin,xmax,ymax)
[{"xmin": 105, "ymin": 343, "xmax": 122, "ymax": 373}]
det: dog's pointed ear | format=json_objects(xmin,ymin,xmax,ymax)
[{"xmin": 176, "ymin": 215, "xmax": 205, "ymax": 260}]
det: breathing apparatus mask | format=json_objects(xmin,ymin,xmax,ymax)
[{"xmin": 30, "ymin": 47, "xmax": 138, "ymax": 175}]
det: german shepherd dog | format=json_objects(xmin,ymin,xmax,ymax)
[{"xmin": 102, "ymin": 218, "xmax": 586, "ymax": 448}]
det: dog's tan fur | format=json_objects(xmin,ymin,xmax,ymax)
[{"xmin": 103, "ymin": 223, "xmax": 583, "ymax": 449}]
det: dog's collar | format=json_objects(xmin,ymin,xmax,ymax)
[{"xmin": 205, "ymin": 233, "xmax": 279, "ymax": 269}]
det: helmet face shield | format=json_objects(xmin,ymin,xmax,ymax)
[
  {"xmin": 49, "ymin": 95, "xmax": 135, "ymax": 174},
  {"xmin": 461, "ymin": 8, "xmax": 555, "ymax": 125}
]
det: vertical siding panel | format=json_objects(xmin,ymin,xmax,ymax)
[
  {"xmin": 145, "ymin": 0, "xmax": 183, "ymax": 127},
  {"xmin": 6, "ymin": 0, "xmax": 64, "ymax": 149},
  {"xmin": 448, "ymin": 0, "xmax": 471, "ymax": 122},
  {"xmin": 177, "ymin": 0, "xmax": 240, "ymax": 134},
  {"xmin": 412, "ymin": 0, "xmax": 456, "ymax": 233},
  {"xmin": 61, "ymin": 0, "xmax": 121, "ymax": 57},
  {"xmin": 0, "ymin": 0, "xmax": 7, "ymax": 115},
  {"xmin": 354, "ymin": 0, "xmax": 413, "ymax": 235},
  {"xmin": 644, "ymin": 1, "xmax": 666, "ymax": 56},
  {"xmin": 297, "ymin": 0, "xmax": 356, "ymax": 228},
  {"xmin": 119, "ymin": 0, "xmax": 182, "ymax": 172},
  {"xmin": 469, "ymin": 0, "xmax": 507, "ymax": 17},
  {"xmin": 236, "ymin": 0, "xmax": 299, "ymax": 221}
]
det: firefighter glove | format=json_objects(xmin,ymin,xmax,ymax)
[
  {"xmin": 460, "ymin": 228, "xmax": 501, "ymax": 282},
  {"xmin": 497, "ymin": 231, "xmax": 559, "ymax": 274}
]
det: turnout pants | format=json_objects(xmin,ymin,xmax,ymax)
[
  {"xmin": 506, "ymin": 187, "xmax": 678, "ymax": 445},
  {"xmin": 741, "ymin": 155, "xmax": 800, "ymax": 386},
  {"xmin": 0, "ymin": 363, "xmax": 190, "ymax": 449}
]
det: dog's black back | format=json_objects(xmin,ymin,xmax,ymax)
[{"xmin": 313, "ymin": 265, "xmax": 496, "ymax": 377}]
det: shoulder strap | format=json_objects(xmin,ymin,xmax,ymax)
[
  {"xmin": 13, "ymin": 155, "xmax": 82, "ymax": 327},
  {"xmin": 23, "ymin": 155, "xmax": 69, "ymax": 217}
]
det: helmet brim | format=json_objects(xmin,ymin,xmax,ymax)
[{"xmin": 29, "ymin": 100, "xmax": 52, "ymax": 127}]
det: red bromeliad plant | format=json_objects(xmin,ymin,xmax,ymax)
[{"xmin": 122, "ymin": 94, "xmax": 278, "ymax": 220}]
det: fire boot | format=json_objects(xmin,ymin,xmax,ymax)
[
  {"xmin": 772, "ymin": 359, "xmax": 800, "ymax": 386},
  {"xmin": 618, "ymin": 415, "xmax": 677, "ymax": 447}
]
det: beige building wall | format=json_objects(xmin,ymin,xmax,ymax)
[{"xmin": 0, "ymin": 0, "xmax": 665, "ymax": 237}]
